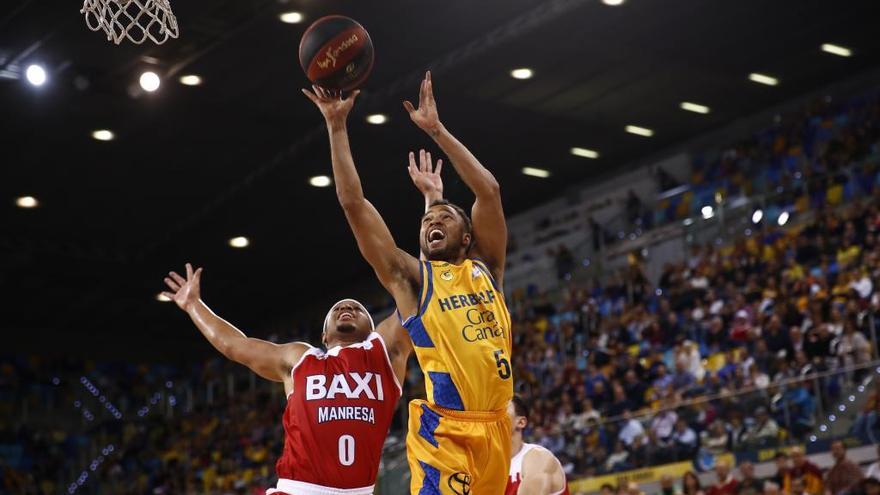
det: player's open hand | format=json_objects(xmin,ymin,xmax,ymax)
[
  {"xmin": 162, "ymin": 263, "xmax": 203, "ymax": 312},
  {"xmin": 407, "ymin": 149, "xmax": 443, "ymax": 198},
  {"xmin": 403, "ymin": 71, "xmax": 441, "ymax": 134},
  {"xmin": 302, "ymin": 86, "xmax": 360, "ymax": 125}
]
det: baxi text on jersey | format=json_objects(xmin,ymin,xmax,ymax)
[
  {"xmin": 437, "ymin": 289, "xmax": 496, "ymax": 312},
  {"xmin": 305, "ymin": 372, "xmax": 386, "ymax": 401}
]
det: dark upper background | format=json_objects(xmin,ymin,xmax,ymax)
[{"xmin": 2, "ymin": 0, "xmax": 879, "ymax": 359}]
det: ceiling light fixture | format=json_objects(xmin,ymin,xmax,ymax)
[
  {"xmin": 821, "ymin": 43, "xmax": 852, "ymax": 57},
  {"xmin": 228, "ymin": 236, "xmax": 250, "ymax": 248},
  {"xmin": 522, "ymin": 167, "xmax": 550, "ymax": 178},
  {"xmin": 510, "ymin": 68, "xmax": 534, "ymax": 80},
  {"xmin": 570, "ymin": 147, "xmax": 599, "ymax": 159},
  {"xmin": 279, "ymin": 11, "xmax": 304, "ymax": 24},
  {"xmin": 680, "ymin": 101, "xmax": 710, "ymax": 114},
  {"xmin": 749, "ymin": 73, "xmax": 779, "ymax": 86},
  {"xmin": 309, "ymin": 175, "xmax": 333, "ymax": 187},
  {"xmin": 625, "ymin": 125, "xmax": 654, "ymax": 137},
  {"xmin": 25, "ymin": 64, "xmax": 47, "ymax": 86},
  {"xmin": 91, "ymin": 129, "xmax": 115, "ymax": 141},
  {"xmin": 16, "ymin": 196, "xmax": 39, "ymax": 208},
  {"xmin": 139, "ymin": 71, "xmax": 161, "ymax": 92},
  {"xmin": 179, "ymin": 75, "xmax": 202, "ymax": 86}
]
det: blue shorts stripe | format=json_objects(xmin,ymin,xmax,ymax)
[
  {"xmin": 428, "ymin": 371, "xmax": 465, "ymax": 410},
  {"xmin": 418, "ymin": 461, "xmax": 441, "ymax": 495},
  {"xmin": 417, "ymin": 404, "xmax": 441, "ymax": 448}
]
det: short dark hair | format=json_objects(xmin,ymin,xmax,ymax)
[
  {"xmin": 512, "ymin": 394, "xmax": 529, "ymax": 419},
  {"xmin": 427, "ymin": 199, "xmax": 472, "ymax": 242}
]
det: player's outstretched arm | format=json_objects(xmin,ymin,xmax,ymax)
[
  {"xmin": 518, "ymin": 449, "xmax": 565, "ymax": 495},
  {"xmin": 375, "ymin": 315, "xmax": 412, "ymax": 386},
  {"xmin": 404, "ymin": 71, "xmax": 507, "ymax": 284},
  {"xmin": 407, "ymin": 149, "xmax": 444, "ymax": 212},
  {"xmin": 302, "ymin": 87, "xmax": 420, "ymax": 317},
  {"xmin": 162, "ymin": 264, "xmax": 308, "ymax": 383}
]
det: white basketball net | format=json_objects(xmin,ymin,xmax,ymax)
[{"xmin": 81, "ymin": 0, "xmax": 179, "ymax": 45}]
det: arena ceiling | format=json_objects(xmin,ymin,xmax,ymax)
[{"xmin": 2, "ymin": 0, "xmax": 879, "ymax": 357}]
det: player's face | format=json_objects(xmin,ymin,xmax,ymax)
[
  {"xmin": 420, "ymin": 205, "xmax": 470, "ymax": 261},
  {"xmin": 323, "ymin": 300, "xmax": 372, "ymax": 346}
]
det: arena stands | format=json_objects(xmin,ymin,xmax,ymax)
[{"xmin": 5, "ymin": 90, "xmax": 880, "ymax": 495}]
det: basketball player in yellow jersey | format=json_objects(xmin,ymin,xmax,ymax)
[{"xmin": 303, "ymin": 71, "xmax": 512, "ymax": 494}]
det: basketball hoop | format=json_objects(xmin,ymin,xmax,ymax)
[{"xmin": 81, "ymin": 0, "xmax": 179, "ymax": 45}]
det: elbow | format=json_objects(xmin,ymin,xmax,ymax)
[
  {"xmin": 479, "ymin": 177, "xmax": 500, "ymax": 197},
  {"xmin": 336, "ymin": 190, "xmax": 365, "ymax": 211}
]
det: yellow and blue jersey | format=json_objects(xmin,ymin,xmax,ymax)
[{"xmin": 402, "ymin": 258, "xmax": 513, "ymax": 412}]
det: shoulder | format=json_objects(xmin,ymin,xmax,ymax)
[
  {"xmin": 522, "ymin": 445, "xmax": 561, "ymax": 476},
  {"xmin": 283, "ymin": 341, "xmax": 315, "ymax": 370}
]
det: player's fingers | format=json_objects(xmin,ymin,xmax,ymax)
[
  {"xmin": 301, "ymin": 88, "xmax": 318, "ymax": 103},
  {"xmin": 164, "ymin": 277, "xmax": 180, "ymax": 292},
  {"xmin": 349, "ymin": 89, "xmax": 361, "ymax": 102},
  {"xmin": 408, "ymin": 151, "xmax": 417, "ymax": 169},
  {"xmin": 426, "ymin": 151, "xmax": 433, "ymax": 172},
  {"xmin": 169, "ymin": 271, "xmax": 186, "ymax": 285},
  {"xmin": 402, "ymin": 100, "xmax": 416, "ymax": 114},
  {"xmin": 185, "ymin": 263, "xmax": 193, "ymax": 279},
  {"xmin": 419, "ymin": 149, "xmax": 427, "ymax": 172},
  {"xmin": 435, "ymin": 159, "xmax": 443, "ymax": 176},
  {"xmin": 194, "ymin": 267, "xmax": 203, "ymax": 281}
]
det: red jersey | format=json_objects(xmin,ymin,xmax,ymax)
[
  {"xmin": 268, "ymin": 332, "xmax": 401, "ymax": 495},
  {"xmin": 505, "ymin": 443, "xmax": 570, "ymax": 495}
]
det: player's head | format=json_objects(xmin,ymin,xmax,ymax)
[
  {"xmin": 420, "ymin": 200, "xmax": 472, "ymax": 261},
  {"xmin": 507, "ymin": 394, "xmax": 529, "ymax": 437},
  {"xmin": 321, "ymin": 299, "xmax": 374, "ymax": 348}
]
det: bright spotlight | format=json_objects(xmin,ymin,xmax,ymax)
[
  {"xmin": 179, "ymin": 75, "xmax": 202, "ymax": 86},
  {"xmin": 701, "ymin": 205, "xmax": 714, "ymax": 219},
  {"xmin": 752, "ymin": 209, "xmax": 763, "ymax": 223},
  {"xmin": 139, "ymin": 71, "xmax": 161, "ymax": 92},
  {"xmin": 156, "ymin": 293, "xmax": 172, "ymax": 302},
  {"xmin": 91, "ymin": 129, "xmax": 115, "ymax": 141},
  {"xmin": 778, "ymin": 211, "xmax": 790, "ymax": 226},
  {"xmin": 366, "ymin": 114, "xmax": 388, "ymax": 125},
  {"xmin": 510, "ymin": 68, "xmax": 534, "ymax": 80},
  {"xmin": 25, "ymin": 64, "xmax": 47, "ymax": 86},
  {"xmin": 309, "ymin": 175, "xmax": 332, "ymax": 188},
  {"xmin": 16, "ymin": 196, "xmax": 39, "ymax": 208},
  {"xmin": 279, "ymin": 11, "xmax": 304, "ymax": 24},
  {"xmin": 228, "ymin": 236, "xmax": 250, "ymax": 248}
]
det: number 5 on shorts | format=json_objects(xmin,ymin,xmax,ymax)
[
  {"xmin": 494, "ymin": 349, "xmax": 511, "ymax": 379},
  {"xmin": 339, "ymin": 434, "xmax": 355, "ymax": 466}
]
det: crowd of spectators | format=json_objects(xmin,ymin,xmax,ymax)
[{"xmin": 4, "ymin": 90, "xmax": 880, "ymax": 494}]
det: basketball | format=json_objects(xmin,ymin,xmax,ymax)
[{"xmin": 299, "ymin": 15, "xmax": 374, "ymax": 92}]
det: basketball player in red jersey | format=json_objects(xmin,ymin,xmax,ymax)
[
  {"xmin": 506, "ymin": 396, "xmax": 569, "ymax": 495},
  {"xmin": 161, "ymin": 263, "xmax": 411, "ymax": 495}
]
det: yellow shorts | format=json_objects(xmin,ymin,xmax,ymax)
[{"xmin": 406, "ymin": 399, "xmax": 511, "ymax": 495}]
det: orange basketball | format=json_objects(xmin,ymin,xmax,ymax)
[{"xmin": 299, "ymin": 15, "xmax": 374, "ymax": 92}]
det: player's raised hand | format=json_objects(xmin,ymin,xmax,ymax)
[
  {"xmin": 302, "ymin": 85, "xmax": 360, "ymax": 125},
  {"xmin": 408, "ymin": 149, "xmax": 444, "ymax": 198},
  {"xmin": 403, "ymin": 71, "xmax": 441, "ymax": 133},
  {"xmin": 162, "ymin": 263, "xmax": 203, "ymax": 312}
]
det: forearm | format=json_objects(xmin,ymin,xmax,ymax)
[
  {"xmin": 185, "ymin": 300, "xmax": 249, "ymax": 359},
  {"xmin": 424, "ymin": 189, "xmax": 442, "ymax": 212},
  {"xmin": 327, "ymin": 120, "xmax": 366, "ymax": 206},
  {"xmin": 429, "ymin": 124, "xmax": 499, "ymax": 196}
]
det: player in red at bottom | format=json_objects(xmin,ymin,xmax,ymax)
[
  {"xmin": 162, "ymin": 263, "xmax": 411, "ymax": 495},
  {"xmin": 506, "ymin": 395, "xmax": 570, "ymax": 495}
]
